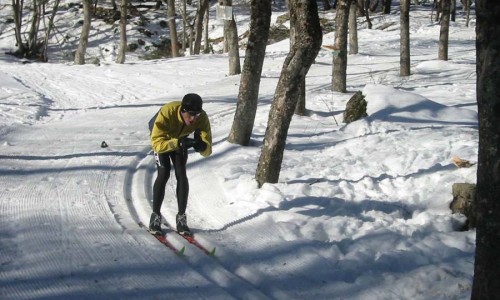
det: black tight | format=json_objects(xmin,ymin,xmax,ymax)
[{"xmin": 152, "ymin": 150, "xmax": 189, "ymax": 215}]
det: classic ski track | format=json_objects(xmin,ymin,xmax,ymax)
[
  {"xmin": 126, "ymin": 150, "xmax": 273, "ymax": 300},
  {"xmin": 0, "ymin": 134, "xmax": 151, "ymax": 298},
  {"xmin": 1, "ymin": 112, "xmax": 219, "ymax": 299},
  {"xmin": 173, "ymin": 158, "xmax": 297, "ymax": 299}
]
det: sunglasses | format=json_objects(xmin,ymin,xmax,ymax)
[{"xmin": 182, "ymin": 109, "xmax": 202, "ymax": 117}]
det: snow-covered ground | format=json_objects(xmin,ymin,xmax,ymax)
[{"xmin": 0, "ymin": 2, "xmax": 477, "ymax": 299}]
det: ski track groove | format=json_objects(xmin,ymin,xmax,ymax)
[{"xmin": 126, "ymin": 147, "xmax": 274, "ymax": 300}]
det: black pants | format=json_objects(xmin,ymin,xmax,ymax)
[{"xmin": 152, "ymin": 150, "xmax": 189, "ymax": 216}]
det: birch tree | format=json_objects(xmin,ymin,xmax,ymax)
[{"xmin": 220, "ymin": 0, "xmax": 241, "ymax": 75}]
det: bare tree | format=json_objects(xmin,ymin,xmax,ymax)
[
  {"xmin": 255, "ymin": 0, "xmax": 322, "ymax": 186},
  {"xmin": 382, "ymin": 0, "xmax": 391, "ymax": 14},
  {"xmin": 291, "ymin": 19, "xmax": 306, "ymax": 116},
  {"xmin": 332, "ymin": 0, "xmax": 352, "ymax": 93},
  {"xmin": 11, "ymin": 0, "xmax": 26, "ymax": 56},
  {"xmin": 220, "ymin": 0, "xmax": 241, "ymax": 75},
  {"xmin": 471, "ymin": 0, "xmax": 500, "ymax": 298},
  {"xmin": 193, "ymin": 0, "xmax": 209, "ymax": 54},
  {"xmin": 349, "ymin": 0, "xmax": 359, "ymax": 55},
  {"xmin": 167, "ymin": 0, "xmax": 180, "ymax": 57},
  {"xmin": 228, "ymin": 0, "xmax": 272, "ymax": 145},
  {"xmin": 322, "ymin": 0, "xmax": 332, "ymax": 10},
  {"xmin": 438, "ymin": 0, "xmax": 450, "ymax": 60},
  {"xmin": 74, "ymin": 0, "xmax": 92, "ymax": 65},
  {"xmin": 400, "ymin": 0, "xmax": 410, "ymax": 76},
  {"xmin": 115, "ymin": 0, "xmax": 127, "ymax": 64},
  {"xmin": 11, "ymin": 0, "xmax": 56, "ymax": 59},
  {"xmin": 203, "ymin": 3, "xmax": 210, "ymax": 53},
  {"xmin": 465, "ymin": 0, "xmax": 471, "ymax": 27},
  {"xmin": 41, "ymin": 0, "xmax": 61, "ymax": 61}
]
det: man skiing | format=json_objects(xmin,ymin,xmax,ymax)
[{"xmin": 149, "ymin": 93, "xmax": 212, "ymax": 236}]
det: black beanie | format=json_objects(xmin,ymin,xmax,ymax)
[{"xmin": 181, "ymin": 93, "xmax": 203, "ymax": 112}]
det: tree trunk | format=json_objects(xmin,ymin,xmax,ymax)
[
  {"xmin": 41, "ymin": 0, "xmax": 61, "ymax": 62},
  {"xmin": 220, "ymin": 0, "xmax": 241, "ymax": 75},
  {"xmin": 12, "ymin": 0, "xmax": 26, "ymax": 55},
  {"xmin": 291, "ymin": 23, "xmax": 306, "ymax": 116},
  {"xmin": 167, "ymin": 0, "xmax": 179, "ymax": 57},
  {"xmin": 255, "ymin": 0, "xmax": 322, "ymax": 186},
  {"xmin": 193, "ymin": 0, "xmax": 209, "ymax": 54},
  {"xmin": 228, "ymin": 0, "xmax": 272, "ymax": 145},
  {"xmin": 363, "ymin": 0, "xmax": 372, "ymax": 29},
  {"xmin": 349, "ymin": 0, "xmax": 358, "ymax": 55},
  {"xmin": 471, "ymin": 0, "xmax": 500, "ymax": 298},
  {"xmin": 203, "ymin": 5, "xmax": 210, "ymax": 53},
  {"xmin": 27, "ymin": 0, "xmax": 41, "ymax": 57},
  {"xmin": 438, "ymin": 0, "xmax": 450, "ymax": 61},
  {"xmin": 383, "ymin": 0, "xmax": 391, "ymax": 14},
  {"xmin": 400, "ymin": 0, "xmax": 410, "ymax": 76},
  {"xmin": 116, "ymin": 0, "xmax": 127, "ymax": 64},
  {"xmin": 322, "ymin": 0, "xmax": 332, "ymax": 10},
  {"xmin": 74, "ymin": 0, "xmax": 92, "ymax": 65},
  {"xmin": 182, "ymin": 0, "xmax": 187, "ymax": 53},
  {"xmin": 332, "ymin": 0, "xmax": 351, "ymax": 93},
  {"xmin": 451, "ymin": 0, "xmax": 456, "ymax": 22},
  {"xmin": 465, "ymin": 0, "xmax": 471, "ymax": 27}
]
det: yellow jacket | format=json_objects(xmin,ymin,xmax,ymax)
[{"xmin": 150, "ymin": 101, "xmax": 212, "ymax": 157}]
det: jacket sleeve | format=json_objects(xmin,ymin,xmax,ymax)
[
  {"xmin": 150, "ymin": 106, "xmax": 181, "ymax": 153},
  {"xmin": 197, "ymin": 114, "xmax": 212, "ymax": 157}
]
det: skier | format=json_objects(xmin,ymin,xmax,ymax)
[{"xmin": 148, "ymin": 93, "xmax": 212, "ymax": 236}]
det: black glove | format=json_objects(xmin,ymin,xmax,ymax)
[
  {"xmin": 193, "ymin": 130, "xmax": 207, "ymax": 152},
  {"xmin": 179, "ymin": 136, "xmax": 196, "ymax": 151}
]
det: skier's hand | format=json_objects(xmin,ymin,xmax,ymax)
[
  {"xmin": 193, "ymin": 130, "xmax": 207, "ymax": 152},
  {"xmin": 179, "ymin": 137, "xmax": 196, "ymax": 151}
]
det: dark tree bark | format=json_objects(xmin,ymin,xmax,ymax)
[
  {"xmin": 471, "ymin": 1, "xmax": 500, "ymax": 298},
  {"xmin": 255, "ymin": 0, "xmax": 322, "ymax": 186},
  {"xmin": 291, "ymin": 21, "xmax": 306, "ymax": 116},
  {"xmin": 227, "ymin": 0, "xmax": 272, "ymax": 145},
  {"xmin": 400, "ymin": 0, "xmax": 410, "ymax": 76},
  {"xmin": 382, "ymin": 0, "xmax": 391, "ymax": 14},
  {"xmin": 322, "ymin": 0, "xmax": 332, "ymax": 10},
  {"xmin": 193, "ymin": 0, "xmax": 209, "ymax": 54},
  {"xmin": 332, "ymin": 0, "xmax": 352, "ymax": 93},
  {"xmin": 12, "ymin": 0, "xmax": 26, "ymax": 55},
  {"xmin": 438, "ymin": 0, "xmax": 450, "ymax": 61}
]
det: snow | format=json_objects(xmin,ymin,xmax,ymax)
[{"xmin": 0, "ymin": 2, "xmax": 477, "ymax": 299}]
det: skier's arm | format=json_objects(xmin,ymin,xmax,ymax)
[{"xmin": 195, "ymin": 115, "xmax": 212, "ymax": 157}]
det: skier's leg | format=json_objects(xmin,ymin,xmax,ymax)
[
  {"xmin": 152, "ymin": 152, "xmax": 171, "ymax": 214},
  {"xmin": 171, "ymin": 150, "xmax": 189, "ymax": 215}
]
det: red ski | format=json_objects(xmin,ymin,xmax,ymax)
[
  {"xmin": 138, "ymin": 222, "xmax": 185, "ymax": 256},
  {"xmin": 180, "ymin": 234, "xmax": 216, "ymax": 256},
  {"xmin": 163, "ymin": 222, "xmax": 216, "ymax": 256}
]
